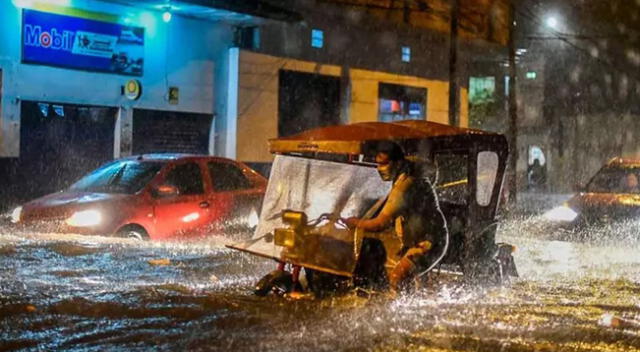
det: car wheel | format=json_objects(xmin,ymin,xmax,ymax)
[{"xmin": 116, "ymin": 225, "xmax": 149, "ymax": 241}]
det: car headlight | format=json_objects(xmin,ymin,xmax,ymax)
[
  {"xmin": 66, "ymin": 209, "xmax": 102, "ymax": 227},
  {"xmin": 10, "ymin": 206, "xmax": 22, "ymax": 223},
  {"xmin": 543, "ymin": 205, "xmax": 578, "ymax": 222}
]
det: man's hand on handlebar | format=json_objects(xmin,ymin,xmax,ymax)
[{"xmin": 341, "ymin": 217, "xmax": 360, "ymax": 229}]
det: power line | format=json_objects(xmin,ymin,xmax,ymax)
[{"xmin": 515, "ymin": 6, "xmax": 640, "ymax": 81}]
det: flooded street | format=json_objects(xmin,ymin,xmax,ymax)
[
  {"xmin": 1, "ymin": 0, "xmax": 638, "ymax": 349},
  {"xmin": 2, "ymin": 218, "xmax": 640, "ymax": 352}
]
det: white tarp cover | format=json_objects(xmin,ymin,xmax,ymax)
[{"xmin": 231, "ymin": 155, "xmax": 391, "ymax": 260}]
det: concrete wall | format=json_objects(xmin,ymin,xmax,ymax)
[
  {"xmin": 349, "ymin": 68, "xmax": 468, "ymax": 126},
  {"xmin": 236, "ymin": 51, "xmax": 342, "ymax": 162},
  {"xmin": 236, "ymin": 50, "xmax": 468, "ymax": 163},
  {"xmin": 512, "ymin": 49, "xmax": 640, "ymax": 193},
  {"xmin": 0, "ymin": 0, "xmax": 234, "ymax": 157},
  {"xmin": 257, "ymin": 17, "xmax": 452, "ymax": 82},
  {"xmin": 549, "ymin": 113, "xmax": 640, "ymax": 191},
  {"xmin": 533, "ymin": 35, "xmax": 640, "ymax": 192}
]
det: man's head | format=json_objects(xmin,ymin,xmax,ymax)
[
  {"xmin": 624, "ymin": 173, "xmax": 639, "ymax": 191},
  {"xmin": 375, "ymin": 141, "xmax": 405, "ymax": 181}
]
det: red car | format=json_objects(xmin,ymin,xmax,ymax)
[{"xmin": 9, "ymin": 154, "xmax": 267, "ymax": 240}]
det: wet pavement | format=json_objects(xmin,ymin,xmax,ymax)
[{"xmin": 2, "ymin": 217, "xmax": 640, "ymax": 352}]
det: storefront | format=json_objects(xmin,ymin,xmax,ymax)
[
  {"xmin": 0, "ymin": 0, "xmax": 487, "ymax": 208},
  {"xmin": 131, "ymin": 109, "xmax": 214, "ymax": 155},
  {"xmin": 18, "ymin": 101, "xmax": 116, "ymax": 197},
  {"xmin": 0, "ymin": 0, "xmax": 263, "ymax": 206}
]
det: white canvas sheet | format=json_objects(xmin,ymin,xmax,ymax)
[{"xmin": 231, "ymin": 155, "xmax": 390, "ymax": 260}]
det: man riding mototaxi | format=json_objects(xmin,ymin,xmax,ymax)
[{"xmin": 343, "ymin": 141, "xmax": 443, "ymax": 292}]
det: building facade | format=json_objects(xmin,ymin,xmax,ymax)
[
  {"xmin": 0, "ymin": 0, "xmax": 262, "ymax": 205},
  {"xmin": 0, "ymin": 0, "xmax": 509, "ymax": 208},
  {"xmin": 482, "ymin": 0, "xmax": 640, "ymax": 194}
]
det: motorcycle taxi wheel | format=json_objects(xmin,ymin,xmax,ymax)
[
  {"xmin": 254, "ymin": 270, "xmax": 302, "ymax": 296},
  {"xmin": 484, "ymin": 257, "xmax": 518, "ymax": 285},
  {"xmin": 305, "ymin": 269, "xmax": 350, "ymax": 297}
]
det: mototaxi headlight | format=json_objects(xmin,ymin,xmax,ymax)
[
  {"xmin": 281, "ymin": 210, "xmax": 307, "ymax": 229},
  {"xmin": 543, "ymin": 205, "xmax": 578, "ymax": 222},
  {"xmin": 274, "ymin": 228, "xmax": 296, "ymax": 248},
  {"xmin": 10, "ymin": 206, "xmax": 22, "ymax": 223},
  {"xmin": 66, "ymin": 209, "xmax": 103, "ymax": 227}
]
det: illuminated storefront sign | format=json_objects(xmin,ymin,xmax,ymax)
[{"xmin": 22, "ymin": 9, "xmax": 145, "ymax": 76}]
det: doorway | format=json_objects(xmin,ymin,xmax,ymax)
[
  {"xmin": 278, "ymin": 70, "xmax": 341, "ymax": 137},
  {"xmin": 132, "ymin": 109, "xmax": 214, "ymax": 155},
  {"xmin": 19, "ymin": 101, "xmax": 117, "ymax": 198}
]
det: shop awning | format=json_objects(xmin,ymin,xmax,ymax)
[
  {"xmin": 183, "ymin": 0, "xmax": 303, "ymax": 22},
  {"xmin": 104, "ymin": 0, "xmax": 302, "ymax": 23}
]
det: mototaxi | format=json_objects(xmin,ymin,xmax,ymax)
[{"xmin": 229, "ymin": 120, "xmax": 518, "ymax": 296}]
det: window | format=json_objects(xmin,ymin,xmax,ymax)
[
  {"xmin": 208, "ymin": 162, "xmax": 252, "ymax": 191},
  {"xmin": 433, "ymin": 153, "xmax": 468, "ymax": 205},
  {"xmin": 311, "ymin": 29, "xmax": 324, "ymax": 48},
  {"xmin": 235, "ymin": 26, "xmax": 260, "ymax": 50},
  {"xmin": 378, "ymin": 83, "xmax": 427, "ymax": 122},
  {"xmin": 504, "ymin": 75, "xmax": 510, "ymax": 97},
  {"xmin": 69, "ymin": 161, "xmax": 121, "ymax": 192},
  {"xmin": 278, "ymin": 70, "xmax": 341, "ymax": 137},
  {"xmin": 469, "ymin": 77, "xmax": 496, "ymax": 104},
  {"xmin": 528, "ymin": 146, "xmax": 547, "ymax": 166},
  {"xmin": 401, "ymin": 46, "xmax": 411, "ymax": 62},
  {"xmin": 476, "ymin": 151, "xmax": 499, "ymax": 206},
  {"xmin": 164, "ymin": 163, "xmax": 204, "ymax": 195},
  {"xmin": 587, "ymin": 167, "xmax": 640, "ymax": 194}
]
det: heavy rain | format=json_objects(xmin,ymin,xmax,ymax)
[{"xmin": 2, "ymin": 0, "xmax": 640, "ymax": 351}]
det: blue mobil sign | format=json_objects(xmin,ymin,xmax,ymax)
[{"xmin": 22, "ymin": 9, "xmax": 145, "ymax": 76}]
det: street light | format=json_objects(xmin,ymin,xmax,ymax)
[{"xmin": 545, "ymin": 15, "xmax": 559, "ymax": 30}]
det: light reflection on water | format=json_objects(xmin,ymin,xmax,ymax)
[{"xmin": 2, "ymin": 219, "xmax": 640, "ymax": 351}]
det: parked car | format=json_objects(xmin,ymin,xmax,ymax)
[
  {"xmin": 543, "ymin": 157, "xmax": 640, "ymax": 228},
  {"xmin": 9, "ymin": 154, "xmax": 267, "ymax": 240}
]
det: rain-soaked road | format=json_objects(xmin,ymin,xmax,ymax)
[{"xmin": 2, "ymin": 218, "xmax": 640, "ymax": 352}]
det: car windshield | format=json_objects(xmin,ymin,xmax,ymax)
[
  {"xmin": 69, "ymin": 160, "xmax": 165, "ymax": 194},
  {"xmin": 587, "ymin": 167, "xmax": 640, "ymax": 194}
]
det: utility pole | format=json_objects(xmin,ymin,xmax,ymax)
[
  {"xmin": 507, "ymin": 0, "xmax": 519, "ymax": 205},
  {"xmin": 448, "ymin": 0, "xmax": 459, "ymax": 127}
]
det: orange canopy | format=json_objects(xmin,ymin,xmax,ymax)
[{"xmin": 269, "ymin": 120, "xmax": 491, "ymax": 155}]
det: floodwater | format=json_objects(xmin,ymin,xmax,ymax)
[{"xmin": 2, "ymin": 218, "xmax": 640, "ymax": 352}]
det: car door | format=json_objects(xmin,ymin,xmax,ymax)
[
  {"xmin": 205, "ymin": 161, "xmax": 265, "ymax": 230},
  {"xmin": 152, "ymin": 161, "xmax": 212, "ymax": 239}
]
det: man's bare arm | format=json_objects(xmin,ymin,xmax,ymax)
[{"xmin": 344, "ymin": 213, "xmax": 393, "ymax": 231}]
